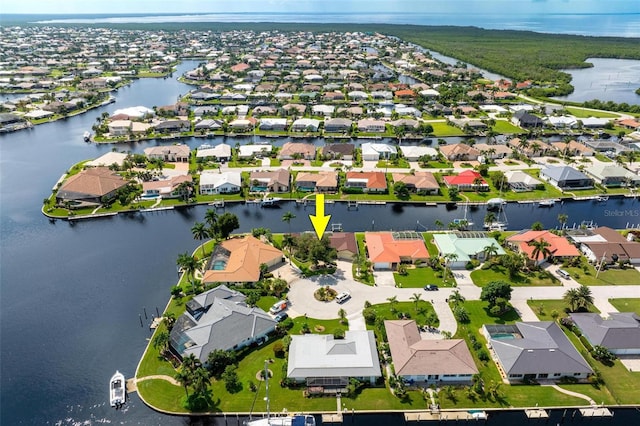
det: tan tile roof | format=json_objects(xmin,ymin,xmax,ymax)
[
  {"xmin": 59, "ymin": 167, "xmax": 128, "ymax": 197},
  {"xmin": 295, "ymin": 171, "xmax": 338, "ymax": 188},
  {"xmin": 392, "ymin": 172, "xmax": 439, "ymax": 190},
  {"xmin": 364, "ymin": 232, "xmax": 429, "ymax": 264}
]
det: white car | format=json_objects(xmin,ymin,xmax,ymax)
[
  {"xmin": 269, "ymin": 300, "xmax": 288, "ymax": 314},
  {"xmin": 336, "ymin": 291, "xmax": 351, "ymax": 304}
]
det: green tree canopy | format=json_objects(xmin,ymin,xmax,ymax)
[{"xmin": 480, "ymin": 281, "xmax": 513, "ymax": 307}]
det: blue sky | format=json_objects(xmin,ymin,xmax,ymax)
[{"xmin": 3, "ymin": 0, "xmax": 638, "ymax": 15}]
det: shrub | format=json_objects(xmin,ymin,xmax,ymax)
[
  {"xmin": 363, "ymin": 307, "xmax": 377, "ymax": 325},
  {"xmin": 477, "ymin": 349, "xmax": 490, "ymax": 362},
  {"xmin": 273, "ymin": 342, "xmax": 285, "ymax": 358},
  {"xmin": 592, "ymin": 345, "xmax": 616, "ymax": 363},
  {"xmin": 579, "ymin": 335, "xmax": 593, "ymax": 351},
  {"xmin": 454, "ymin": 306, "xmax": 470, "ymax": 323}
]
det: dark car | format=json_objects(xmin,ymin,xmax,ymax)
[
  {"xmin": 274, "ymin": 312, "xmax": 288, "ymax": 322},
  {"xmin": 424, "ymin": 284, "xmax": 439, "ymax": 291}
]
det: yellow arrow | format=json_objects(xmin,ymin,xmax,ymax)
[{"xmin": 309, "ymin": 193, "xmax": 331, "ymax": 239}]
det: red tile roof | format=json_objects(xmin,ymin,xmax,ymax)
[{"xmin": 443, "ymin": 170, "xmax": 486, "ymax": 186}]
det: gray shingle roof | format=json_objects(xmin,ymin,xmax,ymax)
[
  {"xmin": 570, "ymin": 312, "xmax": 640, "ymax": 350},
  {"xmin": 541, "ymin": 166, "xmax": 591, "ymax": 182}
]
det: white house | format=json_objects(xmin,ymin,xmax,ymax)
[
  {"xmin": 361, "ymin": 143, "xmax": 397, "ymax": 161},
  {"xmin": 199, "ymin": 171, "xmax": 242, "ymax": 195}
]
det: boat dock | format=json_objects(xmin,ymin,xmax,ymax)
[
  {"xmin": 524, "ymin": 408, "xmax": 549, "ymax": 419},
  {"xmin": 321, "ymin": 413, "xmax": 343, "ymax": 423},
  {"xmin": 404, "ymin": 410, "xmax": 487, "ymax": 421},
  {"xmin": 579, "ymin": 407, "xmax": 613, "ymax": 418}
]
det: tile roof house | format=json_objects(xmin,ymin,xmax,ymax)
[
  {"xmin": 483, "ymin": 322, "xmax": 592, "ymax": 383},
  {"xmin": 141, "ymin": 175, "xmax": 192, "ymax": 199},
  {"xmin": 324, "ymin": 118, "xmax": 353, "ymax": 133},
  {"xmin": 278, "ymin": 142, "xmax": 316, "ymax": 160},
  {"xmin": 567, "ymin": 226, "xmax": 640, "ymax": 265},
  {"xmin": 439, "ymin": 143, "xmax": 481, "ymax": 161},
  {"xmin": 357, "ymin": 118, "xmax": 386, "ymax": 133},
  {"xmin": 328, "ymin": 232, "xmax": 359, "ymax": 260},
  {"xmin": 385, "ymin": 320, "xmax": 478, "ymax": 384},
  {"xmin": 321, "ymin": 143, "xmax": 355, "ymax": 160},
  {"xmin": 169, "ymin": 284, "xmax": 276, "ymax": 362},
  {"xmin": 364, "ymin": 232, "xmax": 429, "ymax": 270},
  {"xmin": 199, "ymin": 171, "xmax": 242, "ymax": 195},
  {"xmin": 398, "ymin": 145, "xmax": 438, "ymax": 161},
  {"xmin": 202, "ymin": 235, "xmax": 284, "ymax": 285},
  {"xmin": 56, "ymin": 167, "xmax": 129, "ymax": 207},
  {"xmin": 287, "ymin": 330, "xmax": 382, "ymax": 391},
  {"xmin": 295, "ymin": 171, "xmax": 339, "ymax": 193},
  {"xmin": 539, "ymin": 166, "xmax": 594, "ymax": 190},
  {"xmin": 443, "ymin": 170, "xmax": 489, "ymax": 191},
  {"xmin": 392, "ymin": 172, "xmax": 440, "ymax": 195},
  {"xmin": 360, "ymin": 143, "xmax": 397, "ymax": 161},
  {"xmin": 474, "ymin": 143, "xmax": 513, "ymax": 159},
  {"xmin": 570, "ymin": 312, "xmax": 640, "ymax": 355},
  {"xmin": 585, "ymin": 164, "xmax": 640, "ymax": 187},
  {"xmin": 238, "ymin": 144, "xmax": 272, "ymax": 159},
  {"xmin": 249, "ymin": 169, "xmax": 291, "ymax": 193},
  {"xmin": 507, "ymin": 138, "xmax": 553, "ymax": 157},
  {"xmin": 144, "ymin": 144, "xmax": 191, "ymax": 162},
  {"xmin": 433, "ymin": 232, "xmax": 505, "ymax": 269},
  {"xmin": 551, "ymin": 140, "xmax": 595, "ymax": 157},
  {"xmin": 345, "ymin": 171, "xmax": 388, "ymax": 193},
  {"xmin": 504, "ymin": 170, "xmax": 543, "ymax": 192},
  {"xmin": 196, "ymin": 144, "xmax": 232, "ymax": 162},
  {"xmin": 506, "ymin": 230, "xmax": 580, "ymax": 264}
]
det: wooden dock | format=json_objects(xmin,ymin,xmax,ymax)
[
  {"xmin": 525, "ymin": 408, "xmax": 549, "ymax": 419},
  {"xmin": 404, "ymin": 410, "xmax": 487, "ymax": 421},
  {"xmin": 321, "ymin": 413, "xmax": 343, "ymax": 423},
  {"xmin": 579, "ymin": 407, "xmax": 613, "ymax": 417}
]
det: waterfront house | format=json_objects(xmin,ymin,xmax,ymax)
[
  {"xmin": 278, "ymin": 142, "xmax": 316, "ymax": 160},
  {"xmin": 56, "ymin": 167, "xmax": 129, "ymax": 207},
  {"xmin": 439, "ymin": 143, "xmax": 481, "ymax": 162},
  {"xmin": 511, "ymin": 110, "xmax": 544, "ymax": 129},
  {"xmin": 144, "ymin": 144, "xmax": 191, "ymax": 163},
  {"xmin": 199, "ymin": 171, "xmax": 242, "ymax": 195},
  {"xmin": 291, "ymin": 118, "xmax": 321, "ymax": 132},
  {"xmin": 551, "ymin": 140, "xmax": 595, "ymax": 157},
  {"xmin": 196, "ymin": 144, "xmax": 232, "ymax": 162},
  {"xmin": 389, "ymin": 119, "xmax": 419, "ymax": 131},
  {"xmin": 169, "ymin": 284, "xmax": 276, "ymax": 363},
  {"xmin": 585, "ymin": 164, "xmax": 640, "ymax": 187},
  {"xmin": 321, "ymin": 143, "xmax": 355, "ymax": 161},
  {"xmin": 258, "ymin": 118, "xmax": 288, "ymax": 131},
  {"xmin": 328, "ymin": 232, "xmax": 359, "ymax": 260},
  {"xmin": 312, "ymin": 104, "xmax": 335, "ymax": 116},
  {"xmin": 506, "ymin": 230, "xmax": 580, "ymax": 265},
  {"xmin": 432, "ymin": 232, "xmax": 505, "ymax": 269},
  {"xmin": 287, "ymin": 330, "xmax": 382, "ymax": 393},
  {"xmin": 357, "ymin": 118, "xmax": 386, "ymax": 133},
  {"xmin": 360, "ymin": 143, "xmax": 397, "ymax": 161},
  {"xmin": 392, "ymin": 172, "xmax": 440, "ymax": 195},
  {"xmin": 84, "ymin": 152, "xmax": 128, "ymax": 168},
  {"xmin": 507, "ymin": 138, "xmax": 553, "ymax": 157},
  {"xmin": 567, "ymin": 226, "xmax": 640, "ymax": 265},
  {"xmin": 474, "ymin": 143, "xmax": 513, "ymax": 160},
  {"xmin": 202, "ymin": 235, "xmax": 284, "ymax": 286},
  {"xmin": 153, "ymin": 119, "xmax": 191, "ymax": 134},
  {"xmin": 344, "ymin": 171, "xmax": 387, "ymax": 193},
  {"xmin": 238, "ymin": 144, "xmax": 272, "ymax": 160},
  {"xmin": 442, "ymin": 170, "xmax": 489, "ymax": 192},
  {"xmin": 141, "ymin": 175, "xmax": 192, "ymax": 199},
  {"xmin": 364, "ymin": 231, "xmax": 429, "ymax": 270},
  {"xmin": 503, "ymin": 170, "xmax": 543, "ymax": 192},
  {"xmin": 385, "ymin": 320, "xmax": 477, "ymax": 384},
  {"xmin": 324, "ymin": 118, "xmax": 353, "ymax": 133},
  {"xmin": 249, "ymin": 169, "xmax": 290, "ymax": 193},
  {"xmin": 483, "ymin": 322, "xmax": 592, "ymax": 383},
  {"xmin": 295, "ymin": 171, "xmax": 339, "ymax": 193},
  {"xmin": 398, "ymin": 145, "xmax": 438, "ymax": 161},
  {"xmin": 570, "ymin": 312, "xmax": 640, "ymax": 355},
  {"xmin": 539, "ymin": 166, "xmax": 594, "ymax": 190},
  {"xmin": 107, "ymin": 119, "xmax": 132, "ymax": 136}
]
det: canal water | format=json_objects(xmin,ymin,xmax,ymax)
[{"xmin": 2, "ymin": 61, "xmax": 640, "ymax": 425}]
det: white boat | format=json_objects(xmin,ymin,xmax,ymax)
[
  {"xmin": 538, "ymin": 199, "xmax": 555, "ymax": 207},
  {"xmin": 83, "ymin": 131, "xmax": 91, "ymax": 142},
  {"xmin": 246, "ymin": 362, "xmax": 315, "ymax": 426},
  {"xmin": 487, "ymin": 197, "xmax": 506, "ymax": 210},
  {"xmin": 109, "ymin": 370, "xmax": 126, "ymax": 408},
  {"xmin": 596, "ymin": 196, "xmax": 609, "ymax": 202},
  {"xmin": 487, "ymin": 222, "xmax": 507, "ymax": 231},
  {"xmin": 260, "ymin": 197, "xmax": 282, "ymax": 207}
]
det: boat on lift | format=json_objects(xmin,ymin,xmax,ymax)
[{"xmin": 538, "ymin": 199, "xmax": 555, "ymax": 207}]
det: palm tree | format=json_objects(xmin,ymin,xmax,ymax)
[
  {"xmin": 410, "ymin": 293, "xmax": 422, "ymax": 312},
  {"xmin": 282, "ymin": 234, "xmax": 295, "ymax": 263},
  {"xmin": 434, "ymin": 219, "xmax": 444, "ymax": 230},
  {"xmin": 483, "ymin": 243, "xmax": 499, "ymax": 261},
  {"xmin": 527, "ymin": 238, "xmax": 552, "ymax": 263},
  {"xmin": 576, "ymin": 284, "xmax": 594, "ymax": 310},
  {"xmin": 557, "ymin": 213, "xmax": 569, "ymax": 230},
  {"xmin": 443, "ymin": 253, "xmax": 458, "ymax": 282},
  {"xmin": 175, "ymin": 368, "xmax": 193, "ymax": 398},
  {"xmin": 387, "ymin": 296, "xmax": 398, "ymax": 311},
  {"xmin": 484, "ymin": 212, "xmax": 496, "ymax": 226},
  {"xmin": 449, "ymin": 290, "xmax": 466, "ymax": 306},
  {"xmin": 152, "ymin": 330, "xmax": 170, "ymax": 355},
  {"xmin": 191, "ymin": 222, "xmax": 210, "ymax": 259},
  {"xmin": 282, "ymin": 211, "xmax": 296, "ymax": 235},
  {"xmin": 177, "ymin": 252, "xmax": 199, "ymax": 292},
  {"xmin": 204, "ymin": 209, "xmax": 219, "ymax": 238},
  {"xmin": 338, "ymin": 308, "xmax": 347, "ymax": 324},
  {"xmin": 191, "ymin": 367, "xmax": 211, "ymax": 399},
  {"xmin": 563, "ymin": 288, "xmax": 581, "ymax": 312}
]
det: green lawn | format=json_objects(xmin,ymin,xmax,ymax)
[
  {"xmin": 421, "ymin": 232, "xmax": 441, "ymax": 256},
  {"xmin": 394, "ymin": 266, "xmax": 454, "ymax": 288},
  {"xmin": 526, "ymin": 299, "xmax": 600, "ymax": 321},
  {"xmin": 366, "ymin": 301, "xmax": 440, "ymax": 331},
  {"xmin": 492, "ymin": 120, "xmax": 525, "ymax": 134},
  {"xmin": 609, "ymin": 298, "xmax": 640, "ymax": 314},
  {"xmin": 431, "ymin": 121, "xmax": 465, "ymax": 136},
  {"xmin": 565, "ymin": 107, "xmax": 620, "ymax": 119},
  {"xmin": 562, "ymin": 264, "xmax": 640, "ymax": 285},
  {"xmin": 470, "ymin": 264, "xmax": 562, "ymax": 287}
]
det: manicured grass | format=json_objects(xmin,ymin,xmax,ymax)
[
  {"xmin": 394, "ymin": 266, "xmax": 453, "ymax": 288},
  {"xmin": 366, "ymin": 301, "xmax": 440, "ymax": 330},
  {"xmin": 421, "ymin": 232, "xmax": 440, "ymax": 256},
  {"xmin": 526, "ymin": 299, "xmax": 600, "ymax": 321},
  {"xmin": 431, "ymin": 121, "xmax": 465, "ymax": 136},
  {"xmin": 470, "ymin": 264, "xmax": 562, "ymax": 287},
  {"xmin": 492, "ymin": 120, "xmax": 525, "ymax": 134},
  {"xmin": 138, "ymin": 379, "xmax": 189, "ymax": 413},
  {"xmin": 562, "ymin": 264, "xmax": 640, "ymax": 285},
  {"xmin": 609, "ymin": 298, "xmax": 640, "ymax": 314},
  {"xmin": 565, "ymin": 107, "xmax": 619, "ymax": 118}
]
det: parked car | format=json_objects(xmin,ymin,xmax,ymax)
[
  {"xmin": 557, "ymin": 269, "xmax": 571, "ymax": 279},
  {"xmin": 274, "ymin": 312, "xmax": 288, "ymax": 322},
  {"xmin": 424, "ymin": 284, "xmax": 439, "ymax": 291},
  {"xmin": 269, "ymin": 300, "xmax": 288, "ymax": 314},
  {"xmin": 336, "ymin": 291, "xmax": 351, "ymax": 304}
]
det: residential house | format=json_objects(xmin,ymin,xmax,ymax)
[
  {"xmin": 585, "ymin": 164, "xmax": 640, "ymax": 187},
  {"xmin": 153, "ymin": 119, "xmax": 191, "ymax": 134},
  {"xmin": 504, "ymin": 170, "xmax": 543, "ymax": 192},
  {"xmin": 567, "ymin": 226, "xmax": 640, "ymax": 265},
  {"xmin": 539, "ymin": 166, "xmax": 594, "ymax": 190},
  {"xmin": 483, "ymin": 322, "xmax": 592, "ymax": 383},
  {"xmin": 291, "ymin": 118, "xmax": 321, "ymax": 132},
  {"xmin": 324, "ymin": 118, "xmax": 353, "ymax": 133},
  {"xmin": 433, "ymin": 232, "xmax": 505, "ymax": 269},
  {"xmin": 392, "ymin": 172, "xmax": 440, "ymax": 195},
  {"xmin": 345, "ymin": 171, "xmax": 388, "ymax": 193},
  {"xmin": 385, "ymin": 320, "xmax": 478, "ymax": 384},
  {"xmin": 617, "ymin": 118, "xmax": 640, "ymax": 131},
  {"xmin": 141, "ymin": 175, "xmax": 192, "ymax": 199},
  {"xmin": 169, "ymin": 284, "xmax": 276, "ymax": 362},
  {"xmin": 551, "ymin": 140, "xmax": 595, "ymax": 157},
  {"xmin": 249, "ymin": 169, "xmax": 291, "ymax": 193},
  {"xmin": 357, "ymin": 118, "xmax": 386, "ymax": 133},
  {"xmin": 398, "ymin": 146, "xmax": 438, "ymax": 161},
  {"xmin": 199, "ymin": 171, "xmax": 242, "ymax": 195},
  {"xmin": 328, "ymin": 232, "xmax": 359, "ymax": 260},
  {"xmin": 390, "ymin": 119, "xmax": 419, "ymax": 131},
  {"xmin": 295, "ymin": 171, "xmax": 339, "ymax": 193},
  {"xmin": 474, "ymin": 143, "xmax": 513, "ymax": 160},
  {"xmin": 278, "ymin": 142, "xmax": 316, "ymax": 160},
  {"xmin": 144, "ymin": 144, "xmax": 191, "ymax": 162},
  {"xmin": 443, "ymin": 170, "xmax": 489, "ymax": 192},
  {"xmin": 84, "ymin": 152, "xmax": 128, "ymax": 168},
  {"xmin": 570, "ymin": 313, "xmax": 640, "ymax": 355},
  {"xmin": 439, "ymin": 143, "xmax": 481, "ymax": 162},
  {"xmin": 238, "ymin": 144, "xmax": 272, "ymax": 160},
  {"xmin": 512, "ymin": 110, "xmax": 544, "ymax": 129},
  {"xmin": 108, "ymin": 119, "xmax": 132, "ymax": 136},
  {"xmin": 321, "ymin": 143, "xmax": 355, "ymax": 161},
  {"xmin": 312, "ymin": 104, "xmax": 335, "ymax": 116},
  {"xmin": 287, "ymin": 330, "xmax": 382, "ymax": 392},
  {"xmin": 507, "ymin": 138, "xmax": 553, "ymax": 157},
  {"xmin": 364, "ymin": 231, "xmax": 429, "ymax": 270},
  {"xmin": 258, "ymin": 118, "xmax": 288, "ymax": 131},
  {"xmin": 196, "ymin": 144, "xmax": 232, "ymax": 162},
  {"xmin": 56, "ymin": 167, "xmax": 129, "ymax": 207},
  {"xmin": 506, "ymin": 230, "xmax": 580, "ymax": 265},
  {"xmin": 361, "ymin": 143, "xmax": 397, "ymax": 161},
  {"xmin": 202, "ymin": 235, "xmax": 284, "ymax": 285}
]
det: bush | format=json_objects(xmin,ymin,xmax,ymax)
[
  {"xmin": 454, "ymin": 306, "xmax": 470, "ymax": 323},
  {"xmin": 273, "ymin": 342, "xmax": 285, "ymax": 358},
  {"xmin": 363, "ymin": 307, "xmax": 377, "ymax": 325},
  {"xmin": 579, "ymin": 335, "xmax": 593, "ymax": 351},
  {"xmin": 466, "ymin": 259, "xmax": 480, "ymax": 270},
  {"xmin": 477, "ymin": 349, "xmax": 490, "ymax": 362}
]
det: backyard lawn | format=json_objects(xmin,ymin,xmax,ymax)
[
  {"xmin": 562, "ymin": 264, "xmax": 640, "ymax": 285},
  {"xmin": 526, "ymin": 299, "xmax": 600, "ymax": 321},
  {"xmin": 470, "ymin": 264, "xmax": 562, "ymax": 287},
  {"xmin": 609, "ymin": 298, "xmax": 640, "ymax": 314},
  {"xmin": 394, "ymin": 267, "xmax": 454, "ymax": 288}
]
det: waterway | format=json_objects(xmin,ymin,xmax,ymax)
[{"xmin": 2, "ymin": 59, "xmax": 640, "ymax": 425}]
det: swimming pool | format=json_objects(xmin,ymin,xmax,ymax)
[
  {"xmin": 491, "ymin": 332, "xmax": 518, "ymax": 340},
  {"xmin": 212, "ymin": 259, "xmax": 227, "ymax": 270}
]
